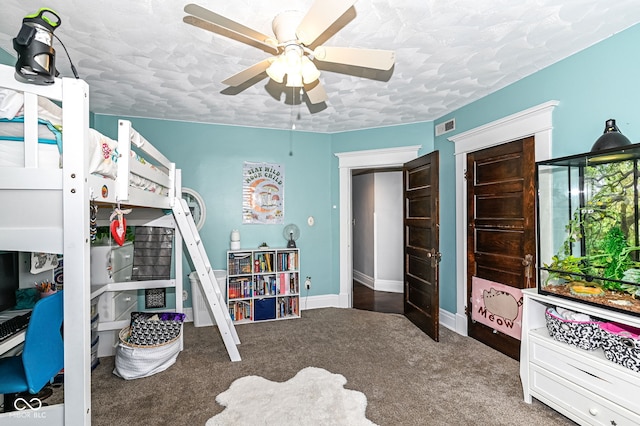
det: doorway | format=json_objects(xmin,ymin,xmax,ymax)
[
  {"xmin": 351, "ymin": 167, "xmax": 404, "ymax": 314},
  {"xmin": 449, "ymin": 101, "xmax": 558, "ymax": 336},
  {"xmin": 466, "ymin": 137, "xmax": 536, "ymax": 359},
  {"xmin": 336, "ymin": 146, "xmax": 421, "ymax": 309}
]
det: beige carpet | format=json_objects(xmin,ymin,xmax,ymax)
[{"xmin": 88, "ymin": 308, "xmax": 575, "ymax": 425}]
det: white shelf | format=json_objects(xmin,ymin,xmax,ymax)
[{"xmin": 227, "ymin": 248, "xmax": 300, "ymax": 323}]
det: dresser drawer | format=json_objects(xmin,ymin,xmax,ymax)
[
  {"xmin": 111, "ymin": 242, "xmax": 134, "ymax": 270},
  {"xmin": 97, "ymin": 290, "xmax": 137, "ymax": 322},
  {"xmin": 529, "ymin": 331, "xmax": 640, "ymax": 413},
  {"xmin": 111, "ymin": 267, "xmax": 133, "ymax": 283},
  {"xmin": 530, "ymin": 365, "xmax": 640, "ymax": 426},
  {"xmin": 91, "ymin": 242, "xmax": 134, "ymax": 284}
]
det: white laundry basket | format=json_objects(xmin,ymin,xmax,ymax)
[{"xmin": 190, "ymin": 270, "xmax": 226, "ymax": 327}]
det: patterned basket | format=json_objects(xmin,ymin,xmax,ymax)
[
  {"xmin": 544, "ymin": 307, "xmax": 603, "ymax": 351},
  {"xmin": 118, "ymin": 326, "xmax": 181, "ymax": 349},
  {"xmin": 127, "ymin": 311, "xmax": 185, "ymax": 346},
  {"xmin": 599, "ymin": 322, "xmax": 640, "ymax": 372}
]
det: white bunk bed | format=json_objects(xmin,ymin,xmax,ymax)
[{"xmin": 0, "ymin": 63, "xmax": 183, "ymax": 425}]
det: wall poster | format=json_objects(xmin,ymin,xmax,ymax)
[{"xmin": 242, "ymin": 162, "xmax": 284, "ymax": 224}]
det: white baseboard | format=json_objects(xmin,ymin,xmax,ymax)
[
  {"xmin": 353, "ymin": 270, "xmax": 374, "ymax": 288},
  {"xmin": 439, "ymin": 308, "xmax": 457, "ymax": 332},
  {"xmin": 455, "ymin": 312, "xmax": 468, "ymax": 336},
  {"xmin": 353, "ymin": 270, "xmax": 402, "ymax": 293},
  {"xmin": 300, "ymin": 294, "xmax": 343, "ymax": 310},
  {"xmin": 374, "ymin": 279, "xmax": 403, "ymax": 293}
]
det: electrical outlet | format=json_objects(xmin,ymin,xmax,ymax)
[{"xmin": 305, "ymin": 276, "xmax": 311, "ymax": 290}]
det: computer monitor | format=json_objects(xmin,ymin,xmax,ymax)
[{"xmin": 0, "ymin": 252, "xmax": 19, "ymax": 312}]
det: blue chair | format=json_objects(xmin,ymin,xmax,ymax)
[{"xmin": 0, "ymin": 290, "xmax": 63, "ymax": 412}]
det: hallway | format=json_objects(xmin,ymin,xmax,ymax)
[{"xmin": 352, "ymin": 281, "xmax": 403, "ymax": 314}]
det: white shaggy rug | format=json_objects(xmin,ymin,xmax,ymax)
[{"xmin": 206, "ymin": 366, "xmax": 377, "ymax": 426}]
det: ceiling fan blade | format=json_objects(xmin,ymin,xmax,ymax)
[
  {"xmin": 304, "ymin": 80, "xmax": 328, "ymax": 104},
  {"xmin": 296, "ymin": 0, "xmax": 357, "ymax": 46},
  {"xmin": 184, "ymin": 4, "xmax": 278, "ymax": 54},
  {"xmin": 222, "ymin": 58, "xmax": 272, "ymax": 87},
  {"xmin": 313, "ymin": 46, "xmax": 395, "ymax": 71}
]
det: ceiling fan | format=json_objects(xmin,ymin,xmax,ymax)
[{"xmin": 183, "ymin": 1, "xmax": 395, "ymax": 105}]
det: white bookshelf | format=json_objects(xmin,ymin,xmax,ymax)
[{"xmin": 226, "ymin": 248, "xmax": 300, "ymax": 323}]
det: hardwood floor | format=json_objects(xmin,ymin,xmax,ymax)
[{"xmin": 352, "ymin": 281, "xmax": 403, "ymax": 314}]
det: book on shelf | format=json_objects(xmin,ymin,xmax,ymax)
[
  {"xmin": 277, "ymin": 251, "xmax": 298, "ymax": 272},
  {"xmin": 229, "ymin": 277, "xmax": 252, "ymax": 299},
  {"xmin": 228, "ymin": 252, "xmax": 252, "ymax": 275},
  {"xmin": 229, "ymin": 300, "xmax": 251, "ymax": 322},
  {"xmin": 265, "ymin": 253, "xmax": 272, "ymax": 272}
]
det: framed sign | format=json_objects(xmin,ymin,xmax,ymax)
[{"xmin": 182, "ymin": 187, "xmax": 206, "ymax": 230}]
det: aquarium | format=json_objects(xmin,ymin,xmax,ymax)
[{"xmin": 537, "ymin": 143, "xmax": 640, "ymax": 316}]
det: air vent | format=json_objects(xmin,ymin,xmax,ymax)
[{"xmin": 435, "ymin": 118, "xmax": 456, "ymax": 136}]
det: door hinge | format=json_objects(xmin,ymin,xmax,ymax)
[
  {"xmin": 463, "ymin": 170, "xmax": 469, "ymax": 180},
  {"xmin": 465, "ymin": 304, "xmax": 475, "ymax": 322}
]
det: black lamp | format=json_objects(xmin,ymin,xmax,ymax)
[
  {"xmin": 590, "ymin": 119, "xmax": 631, "ymax": 152},
  {"xmin": 13, "ymin": 8, "xmax": 61, "ymax": 85}
]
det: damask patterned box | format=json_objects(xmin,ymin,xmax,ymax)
[
  {"xmin": 599, "ymin": 322, "xmax": 640, "ymax": 372},
  {"xmin": 544, "ymin": 307, "xmax": 603, "ymax": 351}
]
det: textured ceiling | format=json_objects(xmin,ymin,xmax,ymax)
[{"xmin": 1, "ymin": 1, "xmax": 639, "ymax": 133}]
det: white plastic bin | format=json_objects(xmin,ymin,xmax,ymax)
[{"xmin": 189, "ymin": 270, "xmax": 226, "ymax": 327}]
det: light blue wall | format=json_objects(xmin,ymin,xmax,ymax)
[{"xmin": 93, "ymin": 117, "xmax": 333, "ymax": 307}]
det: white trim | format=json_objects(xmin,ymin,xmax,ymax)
[
  {"xmin": 374, "ymin": 279, "xmax": 403, "ymax": 293},
  {"xmin": 335, "ymin": 146, "xmax": 421, "ymax": 308},
  {"xmin": 353, "ymin": 270, "xmax": 374, "ymax": 289},
  {"xmin": 448, "ymin": 101, "xmax": 558, "ymax": 336},
  {"xmin": 300, "ymin": 294, "xmax": 342, "ymax": 310},
  {"xmin": 353, "ymin": 271, "xmax": 402, "ymax": 293},
  {"xmin": 439, "ymin": 308, "xmax": 457, "ymax": 332}
]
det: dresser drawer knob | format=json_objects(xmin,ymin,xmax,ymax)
[{"xmin": 588, "ymin": 408, "xmax": 598, "ymax": 416}]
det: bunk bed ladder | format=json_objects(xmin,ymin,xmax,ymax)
[{"xmin": 172, "ymin": 198, "xmax": 241, "ymax": 362}]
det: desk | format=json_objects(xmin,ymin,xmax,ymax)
[
  {"xmin": 0, "ymin": 330, "xmax": 25, "ymax": 356},
  {"xmin": 0, "ymin": 309, "xmax": 31, "ymax": 356}
]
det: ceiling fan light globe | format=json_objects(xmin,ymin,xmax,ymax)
[
  {"xmin": 266, "ymin": 58, "xmax": 286, "ymax": 84},
  {"xmin": 300, "ymin": 56, "xmax": 320, "ymax": 84}
]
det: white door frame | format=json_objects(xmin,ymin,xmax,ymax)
[
  {"xmin": 448, "ymin": 100, "xmax": 559, "ymax": 336},
  {"xmin": 335, "ymin": 145, "xmax": 422, "ymax": 307}
]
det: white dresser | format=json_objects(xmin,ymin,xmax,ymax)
[
  {"xmin": 520, "ymin": 289, "xmax": 640, "ymax": 425},
  {"xmin": 91, "ymin": 242, "xmax": 134, "ymax": 284},
  {"xmin": 90, "ymin": 242, "xmax": 138, "ymax": 357}
]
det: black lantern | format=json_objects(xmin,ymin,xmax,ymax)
[{"xmin": 13, "ymin": 8, "xmax": 61, "ymax": 85}]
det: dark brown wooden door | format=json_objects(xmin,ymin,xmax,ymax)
[
  {"xmin": 404, "ymin": 152, "xmax": 440, "ymax": 341},
  {"xmin": 466, "ymin": 137, "xmax": 536, "ymax": 360}
]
